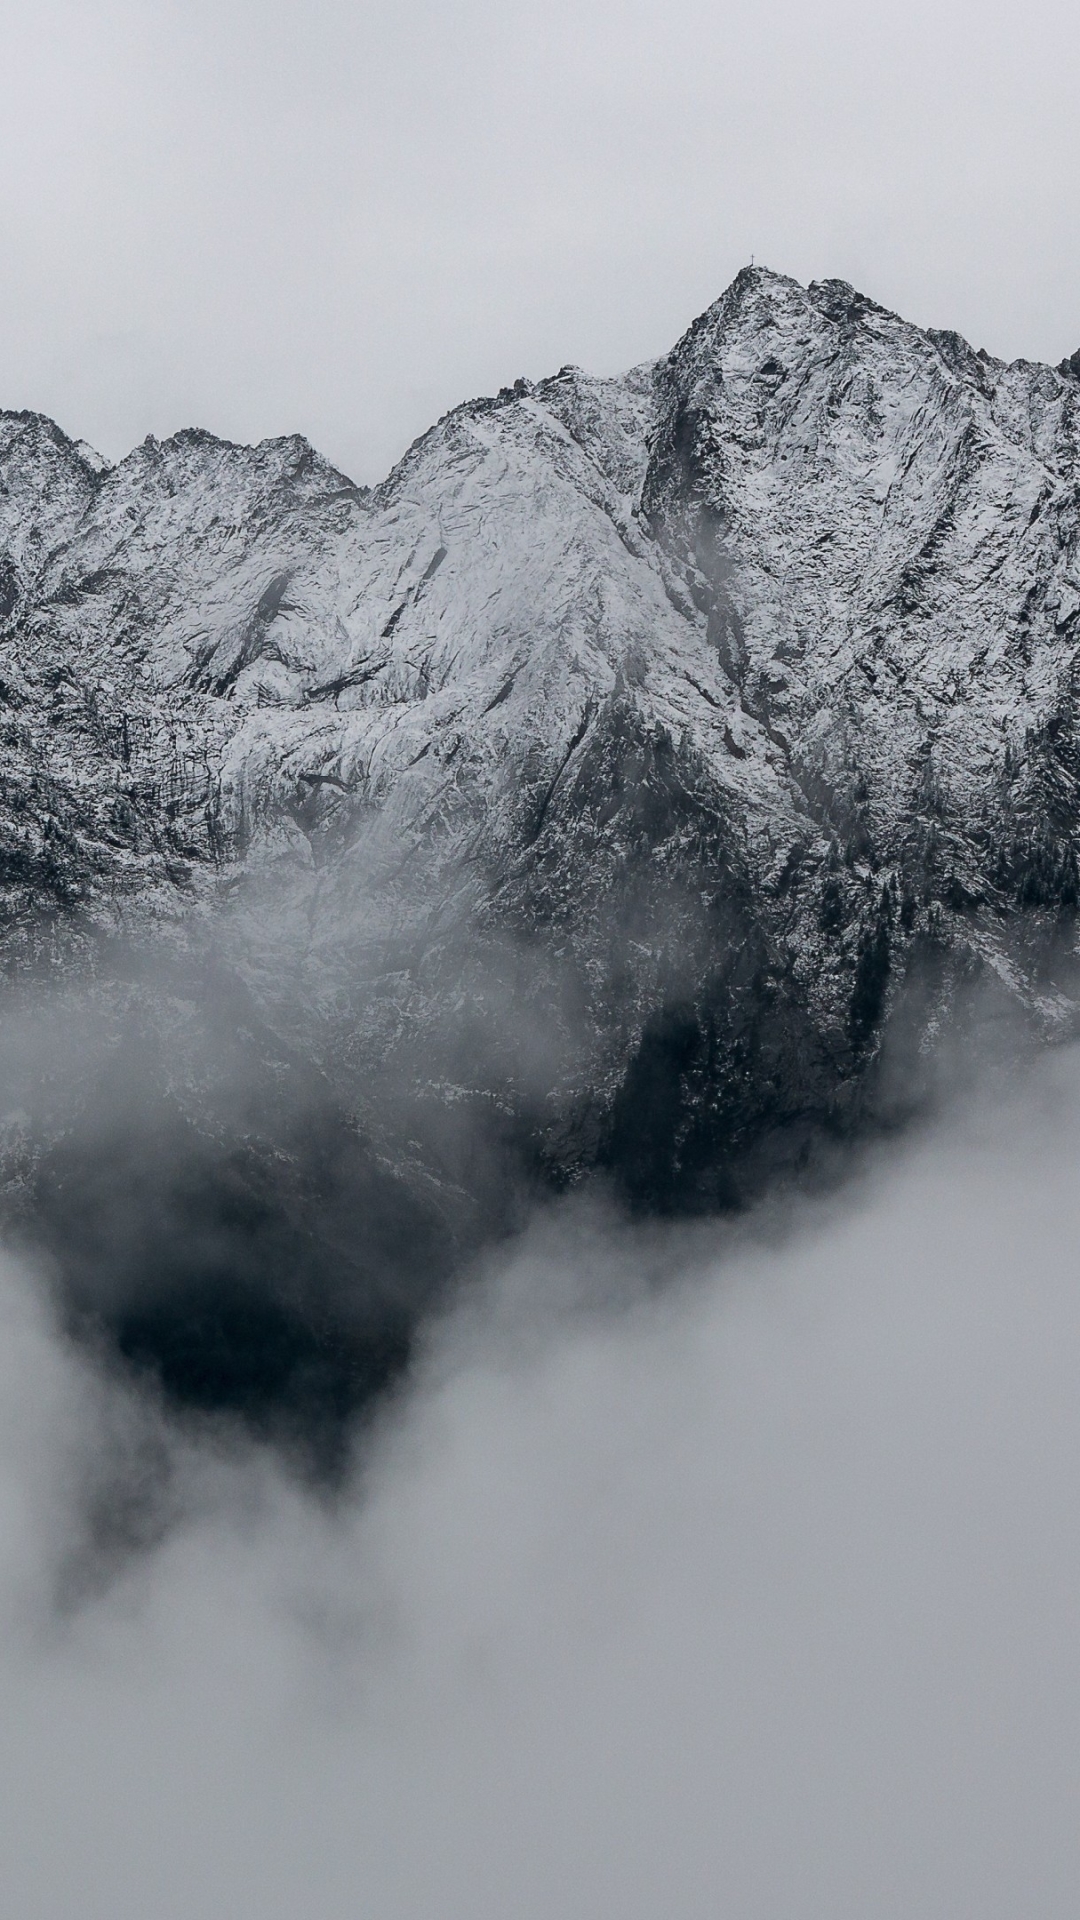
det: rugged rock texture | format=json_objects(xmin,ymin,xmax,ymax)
[{"xmin": 3, "ymin": 266, "xmax": 1079, "ymax": 1439}]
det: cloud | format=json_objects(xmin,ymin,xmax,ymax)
[{"xmin": 1, "ymin": 1044, "xmax": 1080, "ymax": 1915}]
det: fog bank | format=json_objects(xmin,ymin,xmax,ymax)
[{"xmin": 3, "ymin": 1049, "xmax": 1080, "ymax": 1916}]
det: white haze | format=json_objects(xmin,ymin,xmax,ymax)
[
  {"xmin": 3, "ymin": 1049, "xmax": 1080, "ymax": 1917},
  {"xmin": 0, "ymin": 0, "xmax": 1078, "ymax": 482}
]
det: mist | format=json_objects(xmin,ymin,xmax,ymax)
[{"xmin": 2, "ymin": 1043, "xmax": 1080, "ymax": 1917}]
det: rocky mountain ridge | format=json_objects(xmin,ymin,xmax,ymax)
[{"xmin": 3, "ymin": 264, "xmax": 1079, "ymax": 1445}]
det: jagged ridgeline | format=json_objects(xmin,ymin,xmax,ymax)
[{"xmin": 1, "ymin": 267, "xmax": 1079, "ymax": 1456}]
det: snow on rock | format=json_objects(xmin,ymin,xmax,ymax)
[{"xmin": 2, "ymin": 266, "xmax": 1080, "ymax": 1207}]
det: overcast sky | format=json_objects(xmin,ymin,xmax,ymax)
[{"xmin": 1, "ymin": 0, "xmax": 1078, "ymax": 483}]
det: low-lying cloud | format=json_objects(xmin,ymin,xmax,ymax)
[{"xmin": 3, "ymin": 1045, "xmax": 1080, "ymax": 1917}]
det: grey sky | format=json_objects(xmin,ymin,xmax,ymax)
[{"xmin": 1, "ymin": 0, "xmax": 1077, "ymax": 483}]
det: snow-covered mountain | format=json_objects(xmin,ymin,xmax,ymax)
[{"xmin": 3, "ymin": 266, "xmax": 1079, "ymax": 1439}]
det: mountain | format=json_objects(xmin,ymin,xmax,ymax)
[{"xmin": 2, "ymin": 266, "xmax": 1079, "ymax": 1450}]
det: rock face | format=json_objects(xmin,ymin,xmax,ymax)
[{"xmin": 3, "ymin": 267, "xmax": 1079, "ymax": 1441}]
